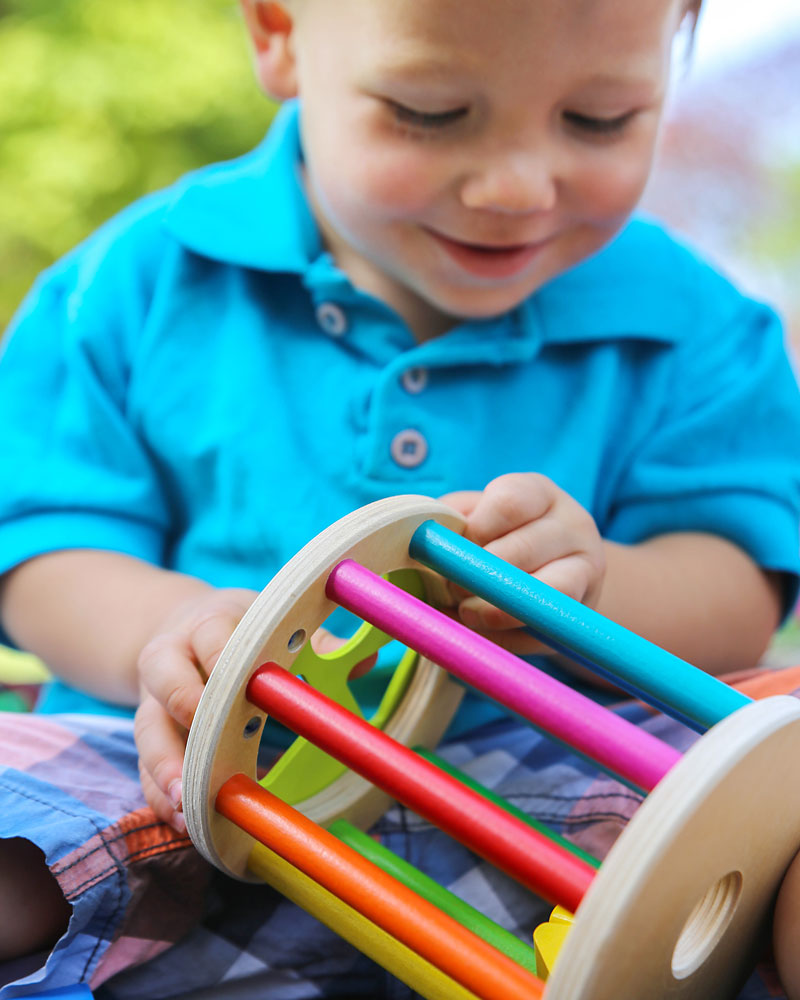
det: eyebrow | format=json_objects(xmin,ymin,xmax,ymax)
[
  {"xmin": 371, "ymin": 50, "xmax": 663, "ymax": 100},
  {"xmin": 578, "ymin": 73, "xmax": 662, "ymax": 97},
  {"xmin": 372, "ymin": 48, "xmax": 481, "ymax": 81}
]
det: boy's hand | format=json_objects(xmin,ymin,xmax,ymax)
[
  {"xmin": 440, "ymin": 473, "xmax": 606, "ymax": 655},
  {"xmin": 134, "ymin": 587, "xmax": 258, "ymax": 832},
  {"xmin": 134, "ymin": 589, "xmax": 377, "ymax": 832}
]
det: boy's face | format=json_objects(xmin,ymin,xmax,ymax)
[{"xmin": 281, "ymin": 0, "xmax": 684, "ymax": 340}]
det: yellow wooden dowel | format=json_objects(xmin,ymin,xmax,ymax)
[{"xmin": 248, "ymin": 841, "xmax": 482, "ymax": 1000}]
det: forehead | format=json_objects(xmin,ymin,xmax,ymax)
[{"xmin": 309, "ymin": 0, "xmax": 683, "ymax": 86}]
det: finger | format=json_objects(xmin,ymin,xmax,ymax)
[
  {"xmin": 466, "ymin": 474, "xmax": 555, "ymax": 547},
  {"xmin": 138, "ymin": 759, "xmax": 186, "ymax": 834},
  {"xmin": 458, "ymin": 595, "xmax": 523, "ymax": 632},
  {"xmin": 134, "ymin": 695, "xmax": 188, "ymax": 819},
  {"xmin": 482, "ymin": 515, "xmax": 575, "ymax": 576},
  {"xmin": 138, "ymin": 631, "xmax": 206, "ymax": 730},
  {"xmin": 189, "ymin": 601, "xmax": 253, "ymax": 675},
  {"xmin": 438, "ymin": 490, "xmax": 482, "ymax": 517},
  {"xmin": 534, "ymin": 554, "xmax": 598, "ymax": 605},
  {"xmin": 432, "ymin": 491, "xmax": 485, "ymax": 606},
  {"xmin": 441, "ymin": 603, "xmax": 550, "ymax": 656},
  {"xmin": 455, "ymin": 514, "xmax": 573, "ymax": 632},
  {"xmin": 458, "ymin": 545, "xmax": 598, "ymax": 634}
]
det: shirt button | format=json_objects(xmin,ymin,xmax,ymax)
[
  {"xmin": 390, "ymin": 429, "xmax": 428, "ymax": 468},
  {"xmin": 401, "ymin": 367, "xmax": 429, "ymax": 394},
  {"xmin": 316, "ymin": 302, "xmax": 348, "ymax": 337}
]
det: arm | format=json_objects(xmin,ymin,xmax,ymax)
[
  {"xmin": 599, "ymin": 532, "xmax": 781, "ymax": 677},
  {"xmin": 0, "ymin": 550, "xmax": 367, "ymax": 830},
  {"xmin": 0, "ymin": 550, "xmax": 214, "ymax": 704},
  {"xmin": 0, "ymin": 549, "xmax": 257, "ymax": 830}
]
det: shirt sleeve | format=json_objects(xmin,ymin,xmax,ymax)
[
  {"xmin": 0, "ymin": 249, "xmax": 170, "ymax": 582},
  {"xmin": 605, "ymin": 297, "xmax": 800, "ymax": 612}
]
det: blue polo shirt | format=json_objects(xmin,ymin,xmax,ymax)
[{"xmin": 2, "ymin": 100, "xmax": 800, "ymax": 728}]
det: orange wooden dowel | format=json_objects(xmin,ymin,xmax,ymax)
[{"xmin": 217, "ymin": 773, "xmax": 545, "ymax": 1000}]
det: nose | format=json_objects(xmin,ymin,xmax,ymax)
[{"xmin": 460, "ymin": 152, "xmax": 557, "ymax": 215}]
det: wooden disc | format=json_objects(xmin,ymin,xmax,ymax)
[
  {"xmin": 183, "ymin": 495, "xmax": 466, "ymax": 880},
  {"xmin": 546, "ymin": 695, "xmax": 800, "ymax": 1000}
]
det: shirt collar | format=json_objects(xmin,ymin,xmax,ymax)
[
  {"xmin": 530, "ymin": 222, "xmax": 688, "ymax": 345},
  {"xmin": 164, "ymin": 100, "xmax": 681, "ymax": 346},
  {"xmin": 164, "ymin": 100, "xmax": 321, "ymax": 273}
]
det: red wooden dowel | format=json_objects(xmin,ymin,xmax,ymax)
[{"xmin": 247, "ymin": 664, "xmax": 595, "ymax": 912}]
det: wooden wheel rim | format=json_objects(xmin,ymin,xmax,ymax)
[
  {"xmin": 183, "ymin": 495, "xmax": 465, "ymax": 880},
  {"xmin": 546, "ymin": 695, "xmax": 800, "ymax": 1000}
]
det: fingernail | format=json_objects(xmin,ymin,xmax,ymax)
[
  {"xmin": 168, "ymin": 779, "xmax": 183, "ymax": 810},
  {"xmin": 170, "ymin": 812, "xmax": 187, "ymax": 835}
]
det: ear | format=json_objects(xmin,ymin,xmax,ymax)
[{"xmin": 240, "ymin": 1, "xmax": 298, "ymax": 101}]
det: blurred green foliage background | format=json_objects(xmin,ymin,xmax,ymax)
[{"xmin": 0, "ymin": 0, "xmax": 274, "ymax": 328}]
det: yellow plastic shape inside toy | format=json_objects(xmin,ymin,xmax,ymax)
[{"xmin": 533, "ymin": 905, "xmax": 575, "ymax": 981}]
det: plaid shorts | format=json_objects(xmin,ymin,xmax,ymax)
[{"xmin": 0, "ymin": 699, "xmax": 790, "ymax": 999}]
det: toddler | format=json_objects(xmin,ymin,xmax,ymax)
[{"xmin": 2, "ymin": 0, "xmax": 800, "ymax": 997}]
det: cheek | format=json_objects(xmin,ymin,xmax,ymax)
[
  {"xmin": 336, "ymin": 145, "xmax": 445, "ymax": 218},
  {"xmin": 570, "ymin": 148, "xmax": 654, "ymax": 222}
]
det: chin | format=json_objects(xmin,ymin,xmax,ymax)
[{"xmin": 427, "ymin": 283, "xmax": 541, "ymax": 321}]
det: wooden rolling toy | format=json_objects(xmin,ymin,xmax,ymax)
[{"xmin": 183, "ymin": 495, "xmax": 800, "ymax": 999}]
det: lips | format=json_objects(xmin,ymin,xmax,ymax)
[{"xmin": 426, "ymin": 229, "xmax": 550, "ymax": 280}]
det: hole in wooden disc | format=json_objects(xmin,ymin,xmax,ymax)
[
  {"xmin": 243, "ymin": 716, "xmax": 262, "ymax": 740},
  {"xmin": 287, "ymin": 629, "xmax": 307, "ymax": 653},
  {"xmin": 671, "ymin": 870, "xmax": 743, "ymax": 980}
]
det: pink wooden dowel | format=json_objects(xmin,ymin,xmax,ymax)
[{"xmin": 326, "ymin": 560, "xmax": 681, "ymax": 792}]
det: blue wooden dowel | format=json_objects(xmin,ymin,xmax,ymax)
[{"xmin": 409, "ymin": 520, "xmax": 751, "ymax": 733}]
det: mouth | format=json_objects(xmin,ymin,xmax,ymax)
[{"xmin": 426, "ymin": 229, "xmax": 551, "ymax": 280}]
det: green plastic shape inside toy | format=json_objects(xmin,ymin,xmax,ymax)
[{"xmin": 261, "ymin": 568, "xmax": 427, "ymax": 804}]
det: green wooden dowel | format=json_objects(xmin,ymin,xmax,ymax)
[
  {"xmin": 415, "ymin": 748, "xmax": 601, "ymax": 870},
  {"xmin": 328, "ymin": 818, "xmax": 540, "ymax": 977}
]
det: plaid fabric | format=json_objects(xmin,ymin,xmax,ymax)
[{"xmin": 0, "ymin": 693, "xmax": 794, "ymax": 999}]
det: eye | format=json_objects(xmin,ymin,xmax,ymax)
[
  {"xmin": 388, "ymin": 101, "xmax": 468, "ymax": 130},
  {"xmin": 563, "ymin": 110, "xmax": 636, "ymax": 136}
]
